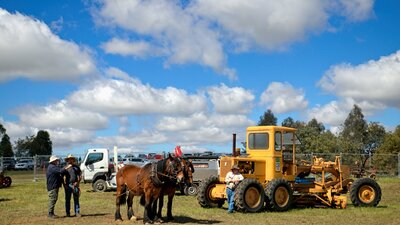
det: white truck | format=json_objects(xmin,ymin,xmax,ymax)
[{"xmin": 80, "ymin": 148, "xmax": 117, "ymax": 192}]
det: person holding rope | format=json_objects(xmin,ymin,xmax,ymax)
[
  {"xmin": 46, "ymin": 156, "xmax": 70, "ymax": 219},
  {"xmin": 63, "ymin": 154, "xmax": 82, "ymax": 217}
]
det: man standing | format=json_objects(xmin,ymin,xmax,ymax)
[
  {"xmin": 46, "ymin": 156, "xmax": 70, "ymax": 219},
  {"xmin": 225, "ymin": 164, "xmax": 244, "ymax": 213},
  {"xmin": 64, "ymin": 154, "xmax": 82, "ymax": 217}
]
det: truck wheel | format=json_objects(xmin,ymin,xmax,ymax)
[
  {"xmin": 2, "ymin": 176, "xmax": 12, "ymax": 188},
  {"xmin": 234, "ymin": 179, "xmax": 265, "ymax": 212},
  {"xmin": 265, "ymin": 179, "xmax": 293, "ymax": 211},
  {"xmin": 197, "ymin": 176, "xmax": 225, "ymax": 208},
  {"xmin": 93, "ymin": 179, "xmax": 107, "ymax": 192},
  {"xmin": 350, "ymin": 178, "xmax": 381, "ymax": 207},
  {"xmin": 185, "ymin": 183, "xmax": 199, "ymax": 196}
]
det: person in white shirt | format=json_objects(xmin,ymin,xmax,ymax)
[{"xmin": 225, "ymin": 164, "xmax": 244, "ymax": 213}]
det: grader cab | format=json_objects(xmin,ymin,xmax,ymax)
[{"xmin": 197, "ymin": 126, "xmax": 381, "ymax": 212}]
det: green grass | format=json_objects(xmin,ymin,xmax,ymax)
[{"xmin": 1, "ymin": 173, "xmax": 399, "ymax": 225}]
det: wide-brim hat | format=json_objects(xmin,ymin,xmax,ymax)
[
  {"xmin": 65, "ymin": 154, "xmax": 76, "ymax": 161},
  {"xmin": 231, "ymin": 164, "xmax": 240, "ymax": 170},
  {"xmin": 49, "ymin": 156, "xmax": 59, "ymax": 163}
]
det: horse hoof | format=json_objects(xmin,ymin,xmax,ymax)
[
  {"xmin": 154, "ymin": 218, "xmax": 164, "ymax": 224},
  {"xmin": 115, "ymin": 219, "xmax": 123, "ymax": 223},
  {"xmin": 130, "ymin": 216, "xmax": 137, "ymax": 221}
]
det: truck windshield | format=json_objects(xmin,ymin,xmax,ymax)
[
  {"xmin": 248, "ymin": 133, "xmax": 269, "ymax": 150},
  {"xmin": 86, "ymin": 153, "xmax": 103, "ymax": 165}
]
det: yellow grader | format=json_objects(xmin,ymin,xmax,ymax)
[{"xmin": 197, "ymin": 126, "xmax": 382, "ymax": 212}]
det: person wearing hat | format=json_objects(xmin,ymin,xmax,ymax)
[
  {"xmin": 46, "ymin": 156, "xmax": 71, "ymax": 219},
  {"xmin": 63, "ymin": 154, "xmax": 82, "ymax": 217},
  {"xmin": 225, "ymin": 164, "xmax": 244, "ymax": 213}
]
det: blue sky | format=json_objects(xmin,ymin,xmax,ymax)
[{"xmin": 0, "ymin": 0, "xmax": 399, "ymax": 155}]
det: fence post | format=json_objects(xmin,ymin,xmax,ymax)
[
  {"xmin": 398, "ymin": 153, "xmax": 400, "ymax": 178},
  {"xmin": 33, "ymin": 155, "xmax": 38, "ymax": 182}
]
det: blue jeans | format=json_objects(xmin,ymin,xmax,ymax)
[
  {"xmin": 65, "ymin": 184, "xmax": 80, "ymax": 215},
  {"xmin": 226, "ymin": 188, "xmax": 235, "ymax": 212}
]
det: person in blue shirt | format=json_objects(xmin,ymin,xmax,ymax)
[
  {"xmin": 46, "ymin": 156, "xmax": 70, "ymax": 219},
  {"xmin": 63, "ymin": 154, "xmax": 82, "ymax": 217}
]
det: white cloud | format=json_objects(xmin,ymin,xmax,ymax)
[
  {"xmin": 308, "ymin": 97, "xmax": 385, "ymax": 127},
  {"xmin": 16, "ymin": 100, "xmax": 108, "ymax": 130},
  {"xmin": 101, "ymin": 38, "xmax": 165, "ymax": 58},
  {"xmin": 260, "ymin": 82, "xmax": 308, "ymax": 114},
  {"xmin": 96, "ymin": 0, "xmax": 235, "ymax": 79},
  {"xmin": 156, "ymin": 113, "xmax": 253, "ymax": 132},
  {"xmin": 318, "ymin": 50, "xmax": 400, "ymax": 108},
  {"xmin": 336, "ymin": 0, "xmax": 375, "ymax": 22},
  {"xmin": 94, "ymin": 0, "xmax": 374, "ymax": 79},
  {"xmin": 191, "ymin": 0, "xmax": 327, "ymax": 51},
  {"xmin": 93, "ymin": 130, "xmax": 168, "ymax": 150},
  {"xmin": 207, "ymin": 84, "xmax": 254, "ymax": 114},
  {"xmin": 49, "ymin": 128, "xmax": 95, "ymax": 149},
  {"xmin": 68, "ymin": 78, "xmax": 207, "ymax": 116},
  {"xmin": 0, "ymin": 9, "xmax": 96, "ymax": 82},
  {"xmin": 155, "ymin": 112, "xmax": 253, "ymax": 145}
]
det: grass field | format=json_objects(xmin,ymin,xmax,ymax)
[{"xmin": 1, "ymin": 172, "xmax": 399, "ymax": 225}]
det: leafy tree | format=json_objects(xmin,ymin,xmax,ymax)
[
  {"xmin": 339, "ymin": 105, "xmax": 367, "ymax": 155},
  {"xmin": 14, "ymin": 135, "xmax": 35, "ymax": 157},
  {"xmin": 258, "ymin": 109, "xmax": 277, "ymax": 126},
  {"xmin": 307, "ymin": 118, "xmax": 325, "ymax": 134},
  {"xmin": 0, "ymin": 134, "xmax": 14, "ymax": 157},
  {"xmin": 377, "ymin": 125, "xmax": 400, "ymax": 154},
  {"xmin": 281, "ymin": 117, "xmax": 295, "ymax": 127},
  {"xmin": 30, "ymin": 130, "xmax": 52, "ymax": 156},
  {"xmin": 0, "ymin": 123, "xmax": 5, "ymax": 135}
]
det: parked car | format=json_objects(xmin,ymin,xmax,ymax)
[
  {"xmin": 14, "ymin": 159, "xmax": 34, "ymax": 170},
  {"xmin": 2, "ymin": 159, "xmax": 16, "ymax": 170},
  {"xmin": 122, "ymin": 157, "xmax": 148, "ymax": 167}
]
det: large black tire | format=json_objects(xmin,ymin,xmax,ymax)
[
  {"xmin": 197, "ymin": 176, "xmax": 225, "ymax": 208},
  {"xmin": 350, "ymin": 178, "xmax": 381, "ymax": 207},
  {"xmin": 234, "ymin": 179, "xmax": 265, "ymax": 213},
  {"xmin": 265, "ymin": 179, "xmax": 293, "ymax": 212},
  {"xmin": 185, "ymin": 183, "xmax": 199, "ymax": 196},
  {"xmin": 93, "ymin": 179, "xmax": 107, "ymax": 192}
]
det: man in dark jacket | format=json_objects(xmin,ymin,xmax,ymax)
[
  {"xmin": 64, "ymin": 154, "xmax": 82, "ymax": 217},
  {"xmin": 46, "ymin": 155, "xmax": 70, "ymax": 219}
]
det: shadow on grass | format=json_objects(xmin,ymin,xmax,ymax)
[
  {"xmin": 171, "ymin": 216, "xmax": 222, "ymax": 224},
  {"xmin": 0, "ymin": 198, "xmax": 12, "ymax": 202}
]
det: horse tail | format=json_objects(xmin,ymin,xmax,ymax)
[
  {"xmin": 139, "ymin": 194, "xmax": 145, "ymax": 206},
  {"xmin": 119, "ymin": 184, "xmax": 128, "ymax": 205}
]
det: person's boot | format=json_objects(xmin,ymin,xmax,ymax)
[{"xmin": 48, "ymin": 212, "xmax": 57, "ymax": 219}]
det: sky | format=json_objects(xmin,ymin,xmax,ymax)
[{"xmin": 0, "ymin": 0, "xmax": 399, "ymax": 156}]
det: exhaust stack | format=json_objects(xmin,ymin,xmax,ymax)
[{"xmin": 232, "ymin": 133, "xmax": 237, "ymax": 157}]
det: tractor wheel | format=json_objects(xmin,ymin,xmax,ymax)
[
  {"xmin": 197, "ymin": 176, "xmax": 225, "ymax": 208},
  {"xmin": 265, "ymin": 179, "xmax": 293, "ymax": 211},
  {"xmin": 185, "ymin": 183, "xmax": 199, "ymax": 196},
  {"xmin": 2, "ymin": 176, "xmax": 12, "ymax": 188},
  {"xmin": 234, "ymin": 179, "xmax": 265, "ymax": 213},
  {"xmin": 350, "ymin": 178, "xmax": 381, "ymax": 207},
  {"xmin": 93, "ymin": 179, "xmax": 107, "ymax": 192}
]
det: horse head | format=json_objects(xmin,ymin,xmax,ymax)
[
  {"xmin": 164, "ymin": 154, "xmax": 184, "ymax": 182},
  {"xmin": 180, "ymin": 158, "xmax": 194, "ymax": 185}
]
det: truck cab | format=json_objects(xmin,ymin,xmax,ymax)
[
  {"xmin": 80, "ymin": 148, "xmax": 116, "ymax": 192},
  {"xmin": 219, "ymin": 126, "xmax": 298, "ymax": 184}
]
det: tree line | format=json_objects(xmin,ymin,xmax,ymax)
[
  {"xmin": 0, "ymin": 124, "xmax": 52, "ymax": 157},
  {"xmin": 258, "ymin": 105, "xmax": 400, "ymax": 169}
]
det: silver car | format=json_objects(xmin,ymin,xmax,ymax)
[{"xmin": 14, "ymin": 159, "xmax": 34, "ymax": 170}]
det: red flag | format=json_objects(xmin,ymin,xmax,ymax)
[{"xmin": 174, "ymin": 146, "xmax": 182, "ymax": 157}]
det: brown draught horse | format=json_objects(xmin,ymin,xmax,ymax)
[
  {"xmin": 115, "ymin": 155, "xmax": 183, "ymax": 224},
  {"xmin": 154, "ymin": 158, "xmax": 194, "ymax": 222}
]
